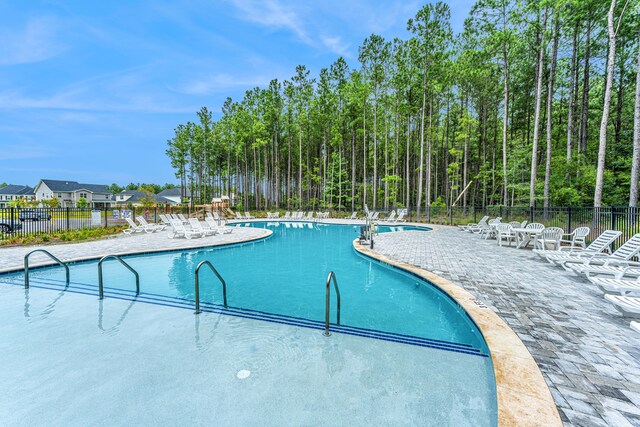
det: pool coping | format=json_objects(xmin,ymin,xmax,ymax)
[
  {"xmin": 353, "ymin": 239, "xmax": 563, "ymax": 427},
  {"xmin": 0, "ymin": 229, "xmax": 273, "ymax": 275}
]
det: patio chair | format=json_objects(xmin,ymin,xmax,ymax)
[
  {"xmin": 544, "ymin": 230, "xmax": 621, "ymax": 265},
  {"xmin": 305, "ymin": 212, "xmax": 314, "ymax": 220},
  {"xmin": 520, "ymin": 220, "xmax": 528, "ymax": 228},
  {"xmin": 560, "ymin": 226, "xmax": 590, "ymax": 249},
  {"xmin": 206, "ymin": 216, "xmax": 233, "ymax": 234},
  {"xmin": 568, "ymin": 233, "xmax": 640, "ymax": 274},
  {"xmin": 534, "ymin": 227, "xmax": 564, "ymax": 251},
  {"xmin": 283, "ymin": 211, "xmax": 291, "ymax": 219},
  {"xmin": 385, "ymin": 211, "xmax": 396, "ymax": 222},
  {"xmin": 496, "ymin": 223, "xmax": 516, "ymax": 247},
  {"xmin": 394, "ymin": 211, "xmax": 406, "ymax": 223},
  {"xmin": 480, "ymin": 218, "xmax": 502, "ymax": 239},
  {"xmin": 371, "ymin": 212, "xmax": 380, "ymax": 221},
  {"xmin": 245, "ymin": 211, "xmax": 255, "ymax": 219},
  {"xmin": 159, "ymin": 214, "xmax": 172, "ymax": 227},
  {"xmin": 177, "ymin": 213, "xmax": 190, "ymax": 224},
  {"xmin": 508, "ymin": 221, "xmax": 521, "ymax": 229}
]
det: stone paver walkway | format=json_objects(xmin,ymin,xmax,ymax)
[
  {"xmin": 373, "ymin": 225, "xmax": 640, "ymax": 427},
  {"xmin": 0, "ymin": 226, "xmax": 269, "ymax": 271}
]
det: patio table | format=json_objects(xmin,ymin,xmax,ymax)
[{"xmin": 512, "ymin": 227, "xmax": 543, "ymax": 249}]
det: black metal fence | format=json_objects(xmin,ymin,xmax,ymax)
[{"xmin": 0, "ymin": 206, "xmax": 198, "ymax": 242}]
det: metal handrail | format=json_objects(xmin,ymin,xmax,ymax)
[
  {"xmin": 24, "ymin": 249, "xmax": 69, "ymax": 289},
  {"xmin": 323, "ymin": 271, "xmax": 341, "ymax": 336},
  {"xmin": 194, "ymin": 260, "xmax": 228, "ymax": 314},
  {"xmin": 97, "ymin": 255, "xmax": 140, "ymax": 300}
]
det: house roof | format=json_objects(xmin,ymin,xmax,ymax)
[
  {"xmin": 158, "ymin": 187, "xmax": 190, "ymax": 197},
  {"xmin": 0, "ymin": 185, "xmax": 35, "ymax": 195},
  {"xmin": 39, "ymin": 179, "xmax": 110, "ymax": 194},
  {"xmin": 117, "ymin": 190, "xmax": 174, "ymax": 204}
]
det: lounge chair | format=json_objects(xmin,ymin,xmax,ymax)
[
  {"xmin": 543, "ymin": 230, "xmax": 622, "ymax": 264},
  {"xmin": 283, "ymin": 211, "xmax": 291, "ymax": 219},
  {"xmin": 189, "ymin": 218, "xmax": 216, "ymax": 236},
  {"xmin": 245, "ymin": 212, "xmax": 255, "ymax": 219},
  {"xmin": 123, "ymin": 217, "xmax": 146, "ymax": 234},
  {"xmin": 459, "ymin": 215, "xmax": 489, "ymax": 232},
  {"xmin": 168, "ymin": 220, "xmax": 203, "ymax": 239},
  {"xmin": 178, "ymin": 213, "xmax": 190, "ymax": 224},
  {"xmin": 305, "ymin": 212, "xmax": 314, "ymax": 221},
  {"xmin": 236, "ymin": 212, "xmax": 244, "ymax": 220},
  {"xmin": 604, "ymin": 294, "xmax": 640, "ymax": 317},
  {"xmin": 348, "ymin": 212, "xmax": 358, "ymax": 220},
  {"xmin": 159, "ymin": 214, "xmax": 172, "ymax": 227},
  {"xmin": 585, "ymin": 265, "xmax": 640, "ymax": 281},
  {"xmin": 589, "ymin": 275, "xmax": 640, "ymax": 295},
  {"xmin": 632, "ymin": 321, "xmax": 640, "ymax": 333},
  {"xmin": 568, "ymin": 234, "xmax": 640, "ymax": 274},
  {"xmin": 205, "ymin": 216, "xmax": 232, "ymax": 234},
  {"xmin": 385, "ymin": 211, "xmax": 396, "ymax": 222},
  {"xmin": 394, "ymin": 211, "xmax": 406, "ymax": 223},
  {"xmin": 371, "ymin": 212, "xmax": 379, "ymax": 221},
  {"xmin": 138, "ymin": 216, "xmax": 165, "ymax": 231},
  {"xmin": 496, "ymin": 223, "xmax": 516, "ymax": 247},
  {"xmin": 480, "ymin": 218, "xmax": 502, "ymax": 239}
]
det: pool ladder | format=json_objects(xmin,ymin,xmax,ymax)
[
  {"xmin": 194, "ymin": 260, "xmax": 228, "ymax": 314},
  {"xmin": 24, "ymin": 249, "xmax": 70, "ymax": 289},
  {"xmin": 98, "ymin": 255, "xmax": 140, "ymax": 299},
  {"xmin": 323, "ymin": 271, "xmax": 341, "ymax": 336}
]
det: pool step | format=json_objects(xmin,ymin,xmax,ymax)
[{"xmin": 1, "ymin": 277, "xmax": 488, "ymax": 357}]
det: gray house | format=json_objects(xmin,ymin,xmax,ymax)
[
  {"xmin": 115, "ymin": 190, "xmax": 175, "ymax": 207},
  {"xmin": 0, "ymin": 185, "xmax": 36, "ymax": 208},
  {"xmin": 34, "ymin": 179, "xmax": 114, "ymax": 208}
]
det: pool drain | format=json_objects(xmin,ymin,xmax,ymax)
[{"xmin": 237, "ymin": 369, "xmax": 251, "ymax": 379}]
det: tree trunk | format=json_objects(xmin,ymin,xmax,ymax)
[
  {"xmin": 544, "ymin": 17, "xmax": 560, "ymax": 209},
  {"xmin": 579, "ymin": 21, "xmax": 592, "ymax": 156},
  {"xmin": 629, "ymin": 28, "xmax": 640, "ymax": 207},
  {"xmin": 566, "ymin": 21, "xmax": 578, "ymax": 170},
  {"xmin": 594, "ymin": 0, "xmax": 617, "ymax": 207},
  {"xmin": 417, "ymin": 62, "xmax": 427, "ymax": 219},
  {"xmin": 502, "ymin": 38, "xmax": 509, "ymax": 206},
  {"xmin": 529, "ymin": 8, "xmax": 548, "ymax": 207}
]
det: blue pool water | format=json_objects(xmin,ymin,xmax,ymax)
[{"xmin": 1, "ymin": 222, "xmax": 488, "ymax": 354}]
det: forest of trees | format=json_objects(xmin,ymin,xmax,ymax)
[{"xmin": 166, "ymin": 0, "xmax": 640, "ymax": 213}]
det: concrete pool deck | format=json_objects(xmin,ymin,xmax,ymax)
[{"xmin": 369, "ymin": 224, "xmax": 640, "ymax": 427}]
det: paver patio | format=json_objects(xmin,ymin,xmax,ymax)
[{"xmin": 371, "ymin": 225, "xmax": 640, "ymax": 427}]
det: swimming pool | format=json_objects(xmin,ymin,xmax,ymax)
[{"xmin": 0, "ymin": 221, "xmax": 498, "ymax": 424}]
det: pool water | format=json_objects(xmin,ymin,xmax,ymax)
[{"xmin": 0, "ymin": 221, "xmax": 498, "ymax": 425}]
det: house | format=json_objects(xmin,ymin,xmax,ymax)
[
  {"xmin": 114, "ymin": 190, "xmax": 176, "ymax": 207},
  {"xmin": 34, "ymin": 179, "xmax": 114, "ymax": 208},
  {"xmin": 0, "ymin": 185, "xmax": 36, "ymax": 208},
  {"xmin": 157, "ymin": 188, "xmax": 190, "ymax": 205}
]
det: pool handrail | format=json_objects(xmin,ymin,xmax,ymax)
[
  {"xmin": 98, "ymin": 255, "xmax": 140, "ymax": 299},
  {"xmin": 323, "ymin": 271, "xmax": 341, "ymax": 336},
  {"xmin": 194, "ymin": 260, "xmax": 228, "ymax": 314},
  {"xmin": 24, "ymin": 249, "xmax": 69, "ymax": 289}
]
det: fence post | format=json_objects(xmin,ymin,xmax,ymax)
[
  {"xmin": 567, "ymin": 206, "xmax": 572, "ymax": 233},
  {"xmin": 104, "ymin": 205, "xmax": 108, "ymax": 228},
  {"xmin": 449, "ymin": 207, "xmax": 453, "ymax": 226},
  {"xmin": 499, "ymin": 205, "xmax": 503, "ymax": 219},
  {"xmin": 474, "ymin": 206, "xmax": 477, "ymax": 223},
  {"xmin": 154, "ymin": 207, "xmax": 157, "ymax": 223},
  {"xmin": 66, "ymin": 207, "xmax": 70, "ymax": 231},
  {"xmin": 529, "ymin": 206, "xmax": 534, "ymax": 224},
  {"xmin": 610, "ymin": 206, "xmax": 615, "ymax": 231}
]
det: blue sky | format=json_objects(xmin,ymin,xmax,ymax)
[{"xmin": 0, "ymin": 0, "xmax": 474, "ymax": 187}]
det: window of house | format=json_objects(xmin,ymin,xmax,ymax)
[
  {"xmin": 80, "ymin": 193, "xmax": 87, "ymax": 199},
  {"xmin": 57, "ymin": 193, "xmax": 62, "ymax": 198}
]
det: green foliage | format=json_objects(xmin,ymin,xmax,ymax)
[
  {"xmin": 41, "ymin": 198, "xmax": 60, "ymax": 208},
  {"xmin": 76, "ymin": 197, "xmax": 89, "ymax": 209}
]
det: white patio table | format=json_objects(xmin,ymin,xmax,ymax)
[{"xmin": 512, "ymin": 227, "xmax": 544, "ymax": 249}]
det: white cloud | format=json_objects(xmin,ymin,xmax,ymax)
[
  {"xmin": 171, "ymin": 73, "xmax": 272, "ymax": 95},
  {"xmin": 321, "ymin": 36, "xmax": 350, "ymax": 57},
  {"xmin": 229, "ymin": 0, "xmax": 311, "ymax": 43},
  {"xmin": 0, "ymin": 16, "xmax": 65, "ymax": 65}
]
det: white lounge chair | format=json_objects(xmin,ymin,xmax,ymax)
[
  {"xmin": 632, "ymin": 321, "xmax": 640, "ymax": 333},
  {"xmin": 604, "ymin": 294, "xmax": 640, "ymax": 317},
  {"xmin": 544, "ymin": 230, "xmax": 622, "ymax": 265},
  {"xmin": 394, "ymin": 211, "xmax": 406, "ymax": 223},
  {"xmin": 123, "ymin": 217, "xmax": 146, "ymax": 234},
  {"xmin": 585, "ymin": 265, "xmax": 640, "ymax": 281},
  {"xmin": 245, "ymin": 211, "xmax": 255, "ymax": 219},
  {"xmin": 178, "ymin": 213, "xmax": 190, "ymax": 224},
  {"xmin": 138, "ymin": 216, "xmax": 165, "ymax": 231},
  {"xmin": 189, "ymin": 218, "xmax": 216, "ymax": 236},
  {"xmin": 168, "ymin": 220, "xmax": 202, "ymax": 239},
  {"xmin": 590, "ymin": 276, "xmax": 640, "ymax": 295},
  {"xmin": 158, "ymin": 214, "xmax": 172, "ymax": 227},
  {"xmin": 385, "ymin": 211, "xmax": 396, "ymax": 222},
  {"xmin": 236, "ymin": 212, "xmax": 244, "ymax": 220},
  {"xmin": 568, "ymin": 234, "xmax": 640, "ymax": 274},
  {"xmin": 348, "ymin": 212, "xmax": 358, "ymax": 220},
  {"xmin": 459, "ymin": 215, "xmax": 489, "ymax": 232},
  {"xmin": 283, "ymin": 211, "xmax": 291, "ymax": 219},
  {"xmin": 480, "ymin": 218, "xmax": 502, "ymax": 239},
  {"xmin": 305, "ymin": 212, "xmax": 314, "ymax": 220}
]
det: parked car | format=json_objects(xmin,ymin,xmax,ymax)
[
  {"xmin": 18, "ymin": 209, "xmax": 52, "ymax": 222},
  {"xmin": 0, "ymin": 219, "xmax": 22, "ymax": 234}
]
